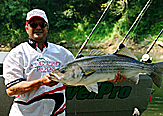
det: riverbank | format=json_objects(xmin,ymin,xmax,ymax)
[
  {"xmin": 1, "ymin": 40, "xmax": 163, "ymax": 62},
  {"xmin": 70, "ymin": 39, "xmax": 163, "ymax": 62}
]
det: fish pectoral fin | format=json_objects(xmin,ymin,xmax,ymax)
[
  {"xmin": 83, "ymin": 69, "xmax": 96, "ymax": 77},
  {"xmin": 85, "ymin": 83, "xmax": 98, "ymax": 94},
  {"xmin": 127, "ymin": 73, "xmax": 140, "ymax": 84}
]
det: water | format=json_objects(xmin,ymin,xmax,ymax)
[{"xmin": 142, "ymin": 85, "xmax": 163, "ymax": 116}]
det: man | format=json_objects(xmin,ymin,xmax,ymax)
[{"xmin": 3, "ymin": 9, "xmax": 125, "ymax": 116}]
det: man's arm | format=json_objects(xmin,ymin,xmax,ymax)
[
  {"xmin": 6, "ymin": 74, "xmax": 58, "ymax": 97},
  {"xmin": 6, "ymin": 72, "xmax": 126, "ymax": 97}
]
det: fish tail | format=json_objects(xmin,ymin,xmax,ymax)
[{"xmin": 151, "ymin": 62, "xmax": 163, "ymax": 88}]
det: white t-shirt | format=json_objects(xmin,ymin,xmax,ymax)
[{"xmin": 3, "ymin": 42, "xmax": 74, "ymax": 116}]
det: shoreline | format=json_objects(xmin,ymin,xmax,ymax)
[{"xmin": 1, "ymin": 40, "xmax": 163, "ymax": 62}]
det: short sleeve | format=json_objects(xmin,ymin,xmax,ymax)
[{"xmin": 3, "ymin": 49, "xmax": 25, "ymax": 88}]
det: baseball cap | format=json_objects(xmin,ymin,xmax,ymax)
[{"xmin": 26, "ymin": 9, "xmax": 48, "ymax": 25}]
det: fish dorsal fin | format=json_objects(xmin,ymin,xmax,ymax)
[
  {"xmin": 87, "ymin": 50, "xmax": 105, "ymax": 56},
  {"xmin": 114, "ymin": 44, "xmax": 138, "ymax": 60}
]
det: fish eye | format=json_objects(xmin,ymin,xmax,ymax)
[{"xmin": 61, "ymin": 69, "xmax": 66, "ymax": 74}]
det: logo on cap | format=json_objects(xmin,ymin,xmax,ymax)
[{"xmin": 26, "ymin": 9, "xmax": 48, "ymax": 24}]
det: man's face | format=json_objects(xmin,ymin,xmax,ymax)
[{"xmin": 26, "ymin": 17, "xmax": 49, "ymax": 43}]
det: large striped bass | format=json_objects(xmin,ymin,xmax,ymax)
[{"xmin": 49, "ymin": 44, "xmax": 163, "ymax": 93}]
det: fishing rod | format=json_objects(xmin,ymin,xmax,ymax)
[
  {"xmin": 140, "ymin": 29, "xmax": 163, "ymax": 63},
  {"xmin": 115, "ymin": 0, "xmax": 152, "ymax": 53},
  {"xmin": 75, "ymin": 0, "xmax": 114, "ymax": 59},
  {"xmin": 145, "ymin": 29, "xmax": 163, "ymax": 54}
]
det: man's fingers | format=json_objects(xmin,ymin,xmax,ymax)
[
  {"xmin": 114, "ymin": 73, "xmax": 118, "ymax": 80},
  {"xmin": 110, "ymin": 72, "xmax": 126, "ymax": 83},
  {"xmin": 49, "ymin": 73, "xmax": 61, "ymax": 80},
  {"xmin": 119, "ymin": 72, "xmax": 126, "ymax": 81},
  {"xmin": 115, "ymin": 72, "xmax": 126, "ymax": 82},
  {"xmin": 48, "ymin": 81, "xmax": 59, "ymax": 87}
]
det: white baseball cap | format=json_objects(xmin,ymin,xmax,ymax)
[{"xmin": 26, "ymin": 9, "xmax": 48, "ymax": 24}]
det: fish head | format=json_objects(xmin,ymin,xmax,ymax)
[{"xmin": 52, "ymin": 63, "xmax": 84, "ymax": 84}]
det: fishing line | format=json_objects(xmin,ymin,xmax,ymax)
[
  {"xmin": 89, "ymin": 1, "xmax": 126, "ymax": 49},
  {"xmin": 115, "ymin": 0, "xmax": 153, "ymax": 53},
  {"xmin": 145, "ymin": 29, "xmax": 163, "ymax": 54},
  {"xmin": 75, "ymin": 0, "xmax": 114, "ymax": 59},
  {"xmin": 131, "ymin": 0, "xmax": 153, "ymax": 35},
  {"xmin": 140, "ymin": 29, "xmax": 163, "ymax": 63},
  {"xmin": 126, "ymin": 0, "xmax": 153, "ymax": 45}
]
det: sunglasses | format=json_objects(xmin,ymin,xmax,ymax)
[{"xmin": 29, "ymin": 22, "xmax": 47, "ymax": 28}]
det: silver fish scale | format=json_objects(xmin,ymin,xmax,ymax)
[{"xmin": 77, "ymin": 55, "xmax": 154, "ymax": 74}]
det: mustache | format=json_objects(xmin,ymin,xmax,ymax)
[
  {"xmin": 33, "ymin": 29, "xmax": 43, "ymax": 33},
  {"xmin": 33, "ymin": 31, "xmax": 43, "ymax": 33}
]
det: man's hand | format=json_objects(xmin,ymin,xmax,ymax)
[
  {"xmin": 110, "ymin": 72, "xmax": 126, "ymax": 83},
  {"xmin": 41, "ymin": 74, "xmax": 58, "ymax": 87},
  {"xmin": 6, "ymin": 74, "xmax": 59, "ymax": 97}
]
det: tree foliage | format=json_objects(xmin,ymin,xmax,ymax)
[{"xmin": 0, "ymin": 0, "xmax": 162, "ymax": 47}]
